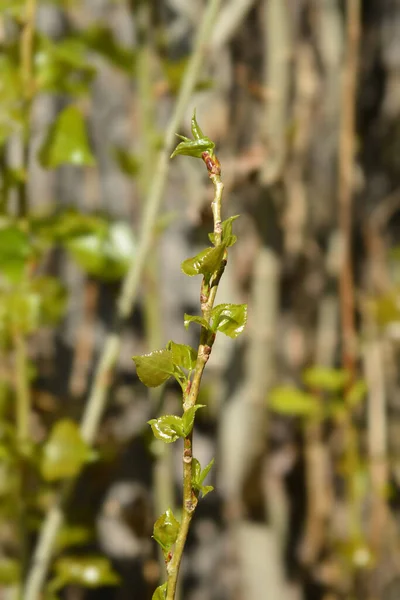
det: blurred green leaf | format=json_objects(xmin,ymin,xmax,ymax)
[
  {"xmin": 167, "ymin": 341, "xmax": 197, "ymax": 371},
  {"xmin": 369, "ymin": 290, "xmax": 400, "ymax": 326},
  {"xmin": 31, "ymin": 277, "xmax": 67, "ymax": 325},
  {"xmin": 152, "ymin": 583, "xmax": 167, "ymax": 600},
  {"xmin": 53, "ymin": 556, "xmax": 120, "ymax": 588},
  {"xmin": 66, "ymin": 222, "xmax": 135, "ymax": 280},
  {"xmin": 346, "ymin": 379, "xmax": 368, "ymax": 408},
  {"xmin": 302, "ymin": 366, "xmax": 350, "ymax": 392},
  {"xmin": 0, "ymin": 558, "xmax": 20, "ymax": 584},
  {"xmin": 183, "ymin": 313, "xmax": 211, "ymax": 331},
  {"xmin": 182, "ymin": 405, "xmax": 204, "ymax": 436},
  {"xmin": 84, "ymin": 25, "xmax": 136, "ymax": 72},
  {"xmin": 133, "ymin": 349, "xmax": 175, "ymax": 388},
  {"xmin": 269, "ymin": 386, "xmax": 320, "ymax": 417},
  {"xmin": 192, "ymin": 457, "xmax": 214, "ymax": 498},
  {"xmin": 38, "ymin": 105, "xmax": 95, "ymax": 168},
  {"xmin": 56, "ymin": 525, "xmax": 93, "ymax": 552},
  {"xmin": 0, "ymin": 225, "xmax": 31, "ymax": 282},
  {"xmin": 41, "ymin": 419, "xmax": 93, "ymax": 481},
  {"xmin": 0, "ymin": 53, "xmax": 24, "ymax": 145},
  {"xmin": 181, "ymin": 244, "xmax": 226, "ymax": 277},
  {"xmin": 148, "ymin": 415, "xmax": 184, "ymax": 443},
  {"xmin": 211, "ymin": 303, "xmax": 247, "ymax": 338},
  {"xmin": 153, "ymin": 508, "xmax": 180, "ymax": 554},
  {"xmin": 112, "ymin": 147, "xmax": 140, "ymax": 176},
  {"xmin": 32, "ymin": 209, "xmax": 108, "ymax": 243},
  {"xmin": 209, "ymin": 215, "xmax": 240, "ymax": 247}
]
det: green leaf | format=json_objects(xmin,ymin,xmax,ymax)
[
  {"xmin": 0, "ymin": 225, "xmax": 31, "ymax": 282},
  {"xmin": 38, "ymin": 105, "xmax": 95, "ymax": 168},
  {"xmin": 181, "ymin": 244, "xmax": 226, "ymax": 277},
  {"xmin": 153, "ymin": 508, "xmax": 180, "ymax": 554},
  {"xmin": 302, "ymin": 366, "xmax": 350, "ymax": 392},
  {"xmin": 211, "ymin": 303, "xmax": 247, "ymax": 338},
  {"xmin": 113, "ymin": 147, "xmax": 140, "ymax": 176},
  {"xmin": 192, "ymin": 457, "xmax": 214, "ymax": 498},
  {"xmin": 67, "ymin": 222, "xmax": 136, "ymax": 280},
  {"xmin": 182, "ymin": 405, "xmax": 205, "ymax": 436},
  {"xmin": 53, "ymin": 556, "xmax": 120, "ymax": 588},
  {"xmin": 346, "ymin": 379, "xmax": 368, "ymax": 408},
  {"xmin": 84, "ymin": 25, "xmax": 136, "ymax": 72},
  {"xmin": 167, "ymin": 341, "xmax": 197, "ymax": 371},
  {"xmin": 209, "ymin": 215, "xmax": 240, "ymax": 247},
  {"xmin": 170, "ymin": 110, "xmax": 215, "ymax": 159},
  {"xmin": 0, "ymin": 558, "xmax": 20, "ymax": 584},
  {"xmin": 55, "ymin": 525, "xmax": 93, "ymax": 552},
  {"xmin": 183, "ymin": 314, "xmax": 211, "ymax": 331},
  {"xmin": 40, "ymin": 419, "xmax": 93, "ymax": 481},
  {"xmin": 148, "ymin": 415, "xmax": 185, "ymax": 443},
  {"xmin": 152, "ymin": 582, "xmax": 167, "ymax": 600},
  {"xmin": 133, "ymin": 349, "xmax": 175, "ymax": 388},
  {"xmin": 31, "ymin": 277, "xmax": 67, "ymax": 325},
  {"xmin": 0, "ymin": 0, "xmax": 24, "ymax": 18},
  {"xmin": 269, "ymin": 386, "xmax": 320, "ymax": 417}
]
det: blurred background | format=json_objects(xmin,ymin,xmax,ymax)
[{"xmin": 1, "ymin": 0, "xmax": 400, "ymax": 599}]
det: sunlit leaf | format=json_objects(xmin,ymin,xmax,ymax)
[
  {"xmin": 53, "ymin": 556, "xmax": 120, "ymax": 588},
  {"xmin": 182, "ymin": 405, "xmax": 205, "ymax": 436},
  {"xmin": 153, "ymin": 508, "xmax": 180, "ymax": 554},
  {"xmin": 167, "ymin": 341, "xmax": 197, "ymax": 371},
  {"xmin": 40, "ymin": 419, "xmax": 93, "ymax": 481},
  {"xmin": 171, "ymin": 110, "xmax": 215, "ymax": 159},
  {"xmin": 302, "ymin": 366, "xmax": 350, "ymax": 392},
  {"xmin": 148, "ymin": 415, "xmax": 184, "ymax": 443},
  {"xmin": 183, "ymin": 314, "xmax": 210, "ymax": 331},
  {"xmin": 67, "ymin": 222, "xmax": 135, "ymax": 280},
  {"xmin": 209, "ymin": 215, "xmax": 240, "ymax": 247},
  {"xmin": 181, "ymin": 244, "xmax": 226, "ymax": 277},
  {"xmin": 133, "ymin": 349, "xmax": 175, "ymax": 388},
  {"xmin": 192, "ymin": 457, "xmax": 214, "ymax": 498},
  {"xmin": 269, "ymin": 386, "xmax": 320, "ymax": 417},
  {"xmin": 152, "ymin": 582, "xmax": 167, "ymax": 600},
  {"xmin": 39, "ymin": 105, "xmax": 95, "ymax": 168},
  {"xmin": 211, "ymin": 303, "xmax": 247, "ymax": 338}
]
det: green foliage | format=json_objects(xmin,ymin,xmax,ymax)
[
  {"xmin": 152, "ymin": 582, "xmax": 168, "ymax": 600},
  {"xmin": 0, "ymin": 224, "xmax": 31, "ymax": 282},
  {"xmin": 302, "ymin": 366, "xmax": 350, "ymax": 392},
  {"xmin": 192, "ymin": 458, "xmax": 214, "ymax": 498},
  {"xmin": 148, "ymin": 406, "xmax": 204, "ymax": 444},
  {"xmin": 167, "ymin": 340, "xmax": 197, "ymax": 371},
  {"xmin": 183, "ymin": 313, "xmax": 210, "ymax": 331},
  {"xmin": 40, "ymin": 419, "xmax": 94, "ymax": 481},
  {"xmin": 51, "ymin": 556, "xmax": 120, "ymax": 588},
  {"xmin": 83, "ymin": 25, "xmax": 136, "ymax": 72},
  {"xmin": 133, "ymin": 349, "xmax": 176, "ymax": 388},
  {"xmin": 209, "ymin": 215, "xmax": 240, "ymax": 247},
  {"xmin": 345, "ymin": 379, "xmax": 367, "ymax": 408},
  {"xmin": 112, "ymin": 147, "xmax": 141, "ymax": 176},
  {"xmin": 0, "ymin": 558, "xmax": 20, "ymax": 584},
  {"xmin": 170, "ymin": 111, "xmax": 215, "ymax": 159},
  {"xmin": 181, "ymin": 244, "xmax": 226, "ymax": 277},
  {"xmin": 55, "ymin": 525, "xmax": 93, "ymax": 552},
  {"xmin": 153, "ymin": 508, "xmax": 180, "ymax": 555},
  {"xmin": 210, "ymin": 303, "xmax": 247, "ymax": 338},
  {"xmin": 38, "ymin": 105, "xmax": 95, "ymax": 168},
  {"xmin": 269, "ymin": 386, "xmax": 320, "ymax": 417}
]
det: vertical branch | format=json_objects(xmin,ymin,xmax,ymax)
[
  {"xmin": 338, "ymin": 0, "xmax": 360, "ymax": 376},
  {"xmin": 23, "ymin": 2, "xmax": 222, "ymax": 599}
]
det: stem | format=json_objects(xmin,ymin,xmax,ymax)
[
  {"xmin": 166, "ymin": 164, "xmax": 225, "ymax": 600},
  {"xmin": 23, "ymin": 2, "xmax": 222, "ymax": 599}
]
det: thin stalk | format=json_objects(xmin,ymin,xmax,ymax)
[
  {"xmin": 166, "ymin": 159, "xmax": 224, "ymax": 600},
  {"xmin": 23, "ymin": 2, "xmax": 222, "ymax": 599}
]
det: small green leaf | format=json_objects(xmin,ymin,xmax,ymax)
[
  {"xmin": 181, "ymin": 244, "xmax": 226, "ymax": 277},
  {"xmin": 39, "ymin": 105, "xmax": 95, "ymax": 168},
  {"xmin": 183, "ymin": 314, "xmax": 211, "ymax": 331},
  {"xmin": 192, "ymin": 457, "xmax": 214, "ymax": 498},
  {"xmin": 167, "ymin": 341, "xmax": 197, "ymax": 371},
  {"xmin": 346, "ymin": 379, "xmax": 368, "ymax": 408},
  {"xmin": 0, "ymin": 558, "xmax": 20, "ymax": 584},
  {"xmin": 153, "ymin": 508, "xmax": 180, "ymax": 553},
  {"xmin": 53, "ymin": 556, "xmax": 120, "ymax": 588},
  {"xmin": 211, "ymin": 303, "xmax": 247, "ymax": 338},
  {"xmin": 182, "ymin": 405, "xmax": 205, "ymax": 436},
  {"xmin": 152, "ymin": 582, "xmax": 167, "ymax": 600},
  {"xmin": 302, "ymin": 366, "xmax": 350, "ymax": 392},
  {"xmin": 170, "ymin": 109, "xmax": 215, "ymax": 159},
  {"xmin": 269, "ymin": 386, "xmax": 320, "ymax": 417},
  {"xmin": 133, "ymin": 349, "xmax": 175, "ymax": 388},
  {"xmin": 148, "ymin": 415, "xmax": 185, "ymax": 443},
  {"xmin": 113, "ymin": 147, "xmax": 140, "ymax": 176},
  {"xmin": 209, "ymin": 215, "xmax": 240, "ymax": 247},
  {"xmin": 40, "ymin": 419, "xmax": 93, "ymax": 481}
]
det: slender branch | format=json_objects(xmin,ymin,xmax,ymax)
[
  {"xmin": 23, "ymin": 2, "xmax": 222, "ymax": 599},
  {"xmin": 166, "ymin": 155, "xmax": 225, "ymax": 600}
]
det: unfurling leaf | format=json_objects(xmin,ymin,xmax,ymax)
[
  {"xmin": 192, "ymin": 458, "xmax": 214, "ymax": 498},
  {"xmin": 40, "ymin": 419, "xmax": 94, "ymax": 481},
  {"xmin": 209, "ymin": 215, "xmax": 240, "ymax": 247},
  {"xmin": 53, "ymin": 556, "xmax": 120, "ymax": 588},
  {"xmin": 167, "ymin": 341, "xmax": 197, "ymax": 371},
  {"xmin": 153, "ymin": 508, "xmax": 180, "ymax": 554},
  {"xmin": 302, "ymin": 366, "xmax": 350, "ymax": 392},
  {"xmin": 183, "ymin": 314, "xmax": 211, "ymax": 331},
  {"xmin": 39, "ymin": 105, "xmax": 95, "ymax": 168},
  {"xmin": 181, "ymin": 244, "xmax": 226, "ymax": 277},
  {"xmin": 182, "ymin": 405, "xmax": 205, "ymax": 436},
  {"xmin": 211, "ymin": 303, "xmax": 247, "ymax": 338},
  {"xmin": 171, "ymin": 110, "xmax": 215, "ymax": 159},
  {"xmin": 133, "ymin": 349, "xmax": 175, "ymax": 387},
  {"xmin": 152, "ymin": 582, "xmax": 168, "ymax": 600},
  {"xmin": 148, "ymin": 415, "xmax": 185, "ymax": 443},
  {"xmin": 268, "ymin": 387, "xmax": 320, "ymax": 417}
]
